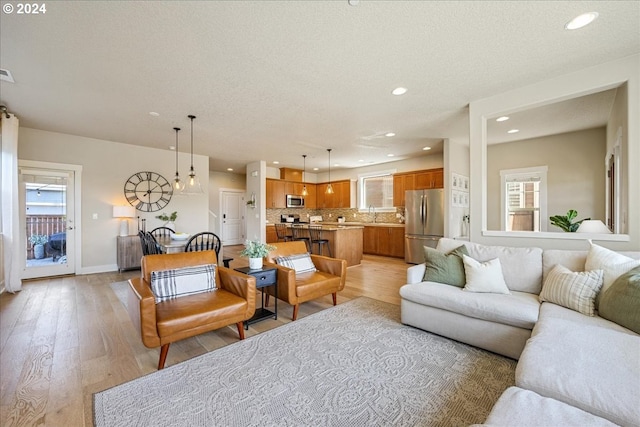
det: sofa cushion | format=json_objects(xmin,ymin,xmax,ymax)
[
  {"xmin": 482, "ymin": 387, "xmax": 618, "ymax": 427},
  {"xmin": 399, "ymin": 282, "xmax": 539, "ymax": 329},
  {"xmin": 150, "ymin": 263, "xmax": 217, "ymax": 303},
  {"xmin": 275, "ymin": 253, "xmax": 317, "ymax": 274},
  {"xmin": 516, "ymin": 303, "xmax": 640, "ymax": 426},
  {"xmin": 422, "ymin": 245, "xmax": 468, "ymax": 287},
  {"xmin": 462, "ymin": 255, "xmax": 510, "ymax": 294},
  {"xmin": 585, "ymin": 242, "xmax": 640, "ymax": 294},
  {"xmin": 542, "ymin": 249, "xmax": 587, "ymax": 283},
  {"xmin": 437, "ymin": 238, "xmax": 543, "ymax": 294},
  {"xmin": 539, "ymin": 264, "xmax": 603, "ymax": 316},
  {"xmin": 599, "ymin": 265, "xmax": 640, "ymax": 334}
]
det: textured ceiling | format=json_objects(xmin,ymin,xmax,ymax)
[{"xmin": 1, "ymin": 1, "xmax": 639, "ymax": 172}]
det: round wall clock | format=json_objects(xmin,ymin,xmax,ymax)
[{"xmin": 124, "ymin": 171, "xmax": 172, "ymax": 212}]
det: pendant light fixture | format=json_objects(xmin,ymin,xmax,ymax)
[
  {"xmin": 301, "ymin": 154, "xmax": 309, "ymax": 196},
  {"xmin": 326, "ymin": 148, "xmax": 334, "ymax": 194},
  {"xmin": 184, "ymin": 114, "xmax": 203, "ymax": 195},
  {"xmin": 172, "ymin": 127, "xmax": 184, "ymax": 192}
]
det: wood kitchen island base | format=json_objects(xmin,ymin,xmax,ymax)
[
  {"xmin": 320, "ymin": 225, "xmax": 363, "ymax": 267},
  {"xmin": 267, "ymin": 224, "xmax": 364, "ymax": 266}
]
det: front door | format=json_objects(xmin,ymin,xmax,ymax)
[
  {"xmin": 19, "ymin": 164, "xmax": 77, "ymax": 279},
  {"xmin": 221, "ymin": 190, "xmax": 244, "ymax": 245}
]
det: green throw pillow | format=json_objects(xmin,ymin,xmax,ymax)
[
  {"xmin": 422, "ymin": 245, "xmax": 469, "ymax": 287},
  {"xmin": 598, "ymin": 265, "xmax": 640, "ymax": 334}
]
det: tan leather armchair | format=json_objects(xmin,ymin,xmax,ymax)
[
  {"xmin": 127, "ymin": 251, "xmax": 256, "ymax": 369},
  {"xmin": 264, "ymin": 241, "xmax": 347, "ymax": 321}
]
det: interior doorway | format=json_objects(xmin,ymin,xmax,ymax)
[
  {"xmin": 220, "ymin": 190, "xmax": 245, "ymax": 245},
  {"xmin": 19, "ymin": 161, "xmax": 81, "ymax": 279}
]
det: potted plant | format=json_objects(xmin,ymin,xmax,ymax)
[
  {"xmin": 29, "ymin": 234, "xmax": 48, "ymax": 259},
  {"xmin": 549, "ymin": 209, "xmax": 589, "ymax": 232},
  {"xmin": 156, "ymin": 211, "xmax": 178, "ymax": 230},
  {"xmin": 240, "ymin": 240, "xmax": 275, "ymax": 270}
]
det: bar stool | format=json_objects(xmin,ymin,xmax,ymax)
[
  {"xmin": 308, "ymin": 225, "xmax": 332, "ymax": 257},
  {"xmin": 274, "ymin": 223, "xmax": 293, "ymax": 242},
  {"xmin": 290, "ymin": 224, "xmax": 311, "ymax": 252}
]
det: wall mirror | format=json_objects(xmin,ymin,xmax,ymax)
[{"xmin": 482, "ymin": 83, "xmax": 628, "ymax": 239}]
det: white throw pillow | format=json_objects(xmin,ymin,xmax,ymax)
[
  {"xmin": 539, "ymin": 264, "xmax": 603, "ymax": 316},
  {"xmin": 150, "ymin": 263, "xmax": 217, "ymax": 304},
  {"xmin": 585, "ymin": 242, "xmax": 640, "ymax": 294},
  {"xmin": 275, "ymin": 253, "xmax": 317, "ymax": 274},
  {"xmin": 462, "ymin": 255, "xmax": 510, "ymax": 294}
]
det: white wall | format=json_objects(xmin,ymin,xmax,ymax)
[
  {"xmin": 208, "ymin": 171, "xmax": 246, "ymax": 235},
  {"xmin": 18, "ymin": 128, "xmax": 210, "ymax": 273},
  {"xmin": 245, "ymin": 161, "xmax": 266, "ymax": 242},
  {"xmin": 487, "ymin": 127, "xmax": 606, "ymax": 231},
  {"xmin": 444, "ymin": 138, "xmax": 470, "ymax": 238},
  {"xmin": 469, "ymin": 54, "xmax": 639, "ymax": 250}
]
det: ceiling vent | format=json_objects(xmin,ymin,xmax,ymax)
[{"xmin": 0, "ymin": 68, "xmax": 15, "ymax": 83}]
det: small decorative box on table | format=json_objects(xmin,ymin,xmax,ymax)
[{"xmin": 234, "ymin": 266, "xmax": 277, "ymax": 329}]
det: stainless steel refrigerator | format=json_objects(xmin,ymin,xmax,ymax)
[{"xmin": 404, "ymin": 189, "xmax": 444, "ymax": 264}]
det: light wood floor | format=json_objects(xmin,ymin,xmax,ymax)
[{"xmin": 0, "ymin": 247, "xmax": 410, "ymax": 427}]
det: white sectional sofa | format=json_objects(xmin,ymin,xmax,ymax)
[{"xmin": 400, "ymin": 238, "xmax": 640, "ymax": 426}]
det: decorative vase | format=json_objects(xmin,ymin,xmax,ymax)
[
  {"xmin": 165, "ymin": 221, "xmax": 176, "ymax": 231},
  {"xmin": 249, "ymin": 257, "xmax": 263, "ymax": 270},
  {"xmin": 34, "ymin": 244, "xmax": 45, "ymax": 260}
]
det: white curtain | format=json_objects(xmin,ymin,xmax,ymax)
[{"xmin": 1, "ymin": 113, "xmax": 22, "ymax": 293}]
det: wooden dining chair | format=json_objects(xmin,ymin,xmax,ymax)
[
  {"xmin": 150, "ymin": 226, "xmax": 174, "ymax": 239},
  {"xmin": 184, "ymin": 232, "xmax": 222, "ymax": 260},
  {"xmin": 139, "ymin": 231, "xmax": 162, "ymax": 256}
]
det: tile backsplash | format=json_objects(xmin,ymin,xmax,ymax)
[{"xmin": 267, "ymin": 207, "xmax": 405, "ymax": 224}]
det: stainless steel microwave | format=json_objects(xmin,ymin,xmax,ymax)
[{"xmin": 286, "ymin": 194, "xmax": 305, "ymax": 208}]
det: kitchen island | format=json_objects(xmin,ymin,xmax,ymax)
[{"xmin": 266, "ymin": 223, "xmax": 364, "ymax": 266}]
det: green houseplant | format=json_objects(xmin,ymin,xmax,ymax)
[
  {"xmin": 155, "ymin": 211, "xmax": 177, "ymax": 222},
  {"xmin": 549, "ymin": 209, "xmax": 590, "ymax": 232},
  {"xmin": 240, "ymin": 240, "xmax": 276, "ymax": 270},
  {"xmin": 156, "ymin": 211, "xmax": 178, "ymax": 229},
  {"xmin": 29, "ymin": 234, "xmax": 48, "ymax": 259}
]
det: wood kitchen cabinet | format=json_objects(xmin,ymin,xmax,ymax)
[
  {"xmin": 415, "ymin": 168, "xmax": 444, "ymax": 189},
  {"xmin": 316, "ymin": 180, "xmax": 351, "ymax": 208},
  {"xmin": 393, "ymin": 174, "xmax": 415, "ymax": 207},
  {"xmin": 393, "ymin": 168, "xmax": 443, "ymax": 206},
  {"xmin": 266, "ymin": 179, "xmax": 286, "ymax": 208},
  {"xmin": 304, "ymin": 183, "xmax": 317, "ymax": 209},
  {"xmin": 362, "ymin": 225, "xmax": 405, "ymax": 258},
  {"xmin": 117, "ymin": 235, "xmax": 142, "ymax": 272},
  {"xmin": 265, "ymin": 225, "xmax": 278, "ymax": 244}
]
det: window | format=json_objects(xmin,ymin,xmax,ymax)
[
  {"xmin": 500, "ymin": 166, "xmax": 547, "ymax": 232},
  {"xmin": 358, "ymin": 170, "xmax": 395, "ymax": 211}
]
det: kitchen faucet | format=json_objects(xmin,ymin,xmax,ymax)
[{"xmin": 368, "ymin": 205, "xmax": 377, "ymax": 223}]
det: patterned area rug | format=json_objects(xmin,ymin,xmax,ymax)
[{"xmin": 94, "ymin": 296, "xmax": 515, "ymax": 427}]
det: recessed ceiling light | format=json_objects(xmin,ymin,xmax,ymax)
[
  {"xmin": 387, "ymin": 154, "xmax": 395, "ymax": 157},
  {"xmin": 348, "ymin": 0, "xmax": 359, "ymax": 5},
  {"xmin": 169, "ymin": 145, "xmax": 176, "ymax": 150},
  {"xmin": 496, "ymin": 116, "xmax": 509, "ymax": 122},
  {"xmin": 565, "ymin": 12, "xmax": 599, "ymax": 30},
  {"xmin": 149, "ymin": 112, "xmax": 160, "ymax": 117},
  {"xmin": 273, "ymin": 161, "xmax": 280, "ymax": 164},
  {"xmin": 507, "ymin": 129, "xmax": 520, "ymax": 134},
  {"xmin": 358, "ymin": 159, "xmax": 364, "ymax": 162},
  {"xmin": 385, "ymin": 132, "xmax": 396, "ymax": 137},
  {"xmin": 227, "ymin": 168, "xmax": 233, "ymax": 172},
  {"xmin": 391, "ymin": 87, "xmax": 407, "ymax": 96},
  {"xmin": 423, "ymin": 147, "xmax": 431, "ymax": 151},
  {"xmin": 313, "ymin": 167, "xmax": 319, "ymax": 171}
]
